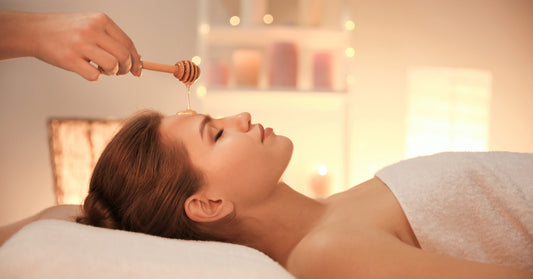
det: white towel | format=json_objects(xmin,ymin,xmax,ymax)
[
  {"xmin": 376, "ymin": 151, "xmax": 533, "ymax": 272},
  {"xmin": 0, "ymin": 219, "xmax": 294, "ymax": 279}
]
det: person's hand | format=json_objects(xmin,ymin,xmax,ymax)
[
  {"xmin": 0, "ymin": 11, "xmax": 142, "ymax": 81},
  {"xmin": 31, "ymin": 12, "xmax": 143, "ymax": 80}
]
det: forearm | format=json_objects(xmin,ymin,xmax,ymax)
[{"xmin": 0, "ymin": 11, "xmax": 41, "ymax": 60}]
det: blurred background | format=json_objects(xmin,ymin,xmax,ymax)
[{"xmin": 1, "ymin": 0, "xmax": 532, "ymax": 226}]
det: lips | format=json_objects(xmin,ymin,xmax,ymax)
[
  {"xmin": 258, "ymin": 123, "xmax": 265, "ymax": 142},
  {"xmin": 257, "ymin": 123, "xmax": 273, "ymax": 142},
  {"xmin": 264, "ymin": 127, "xmax": 273, "ymax": 139}
]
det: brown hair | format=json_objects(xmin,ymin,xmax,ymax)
[{"xmin": 76, "ymin": 111, "xmax": 222, "ymax": 241}]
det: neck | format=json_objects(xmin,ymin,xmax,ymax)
[{"xmin": 233, "ymin": 182, "xmax": 326, "ymax": 266}]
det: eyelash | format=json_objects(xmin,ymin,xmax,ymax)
[{"xmin": 215, "ymin": 129, "xmax": 224, "ymax": 142}]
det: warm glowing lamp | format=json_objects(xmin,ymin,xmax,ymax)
[
  {"xmin": 49, "ymin": 119, "xmax": 122, "ymax": 204},
  {"xmin": 405, "ymin": 67, "xmax": 491, "ymax": 158}
]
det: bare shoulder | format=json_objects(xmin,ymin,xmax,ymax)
[
  {"xmin": 38, "ymin": 204, "xmax": 82, "ymax": 221},
  {"xmin": 0, "ymin": 204, "xmax": 81, "ymax": 246}
]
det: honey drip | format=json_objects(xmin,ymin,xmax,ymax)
[
  {"xmin": 177, "ymin": 84, "xmax": 197, "ymax": 115},
  {"xmin": 139, "ymin": 59, "xmax": 200, "ymax": 115}
]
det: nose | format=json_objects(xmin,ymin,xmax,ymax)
[{"xmin": 227, "ymin": 112, "xmax": 251, "ymax": 132}]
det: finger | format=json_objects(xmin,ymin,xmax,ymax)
[
  {"xmin": 94, "ymin": 32, "xmax": 132, "ymax": 75},
  {"xmin": 83, "ymin": 44, "xmax": 119, "ymax": 75},
  {"xmin": 71, "ymin": 58, "xmax": 102, "ymax": 81},
  {"xmin": 104, "ymin": 19, "xmax": 142, "ymax": 77}
]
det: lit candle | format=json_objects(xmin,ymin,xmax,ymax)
[
  {"xmin": 268, "ymin": 42, "xmax": 298, "ymax": 88},
  {"xmin": 312, "ymin": 51, "xmax": 333, "ymax": 90},
  {"xmin": 232, "ymin": 49, "xmax": 262, "ymax": 87},
  {"xmin": 310, "ymin": 165, "xmax": 331, "ymax": 198},
  {"xmin": 207, "ymin": 60, "xmax": 230, "ymax": 86}
]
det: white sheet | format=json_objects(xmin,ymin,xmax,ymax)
[
  {"xmin": 376, "ymin": 151, "xmax": 533, "ymax": 272},
  {"xmin": 0, "ymin": 219, "xmax": 294, "ymax": 278}
]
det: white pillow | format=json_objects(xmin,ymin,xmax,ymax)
[{"xmin": 0, "ymin": 219, "xmax": 294, "ymax": 279}]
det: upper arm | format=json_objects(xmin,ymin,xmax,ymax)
[
  {"xmin": 287, "ymin": 230, "xmax": 373, "ymax": 279},
  {"xmin": 287, "ymin": 230, "xmax": 532, "ymax": 279}
]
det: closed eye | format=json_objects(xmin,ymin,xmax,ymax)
[{"xmin": 215, "ymin": 129, "xmax": 224, "ymax": 142}]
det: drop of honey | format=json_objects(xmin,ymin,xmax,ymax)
[
  {"xmin": 177, "ymin": 84, "xmax": 197, "ymax": 115},
  {"xmin": 177, "ymin": 109, "xmax": 197, "ymax": 115}
]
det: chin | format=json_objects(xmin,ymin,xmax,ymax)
[{"xmin": 279, "ymin": 136, "xmax": 294, "ymax": 168}]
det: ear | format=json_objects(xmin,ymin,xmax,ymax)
[{"xmin": 185, "ymin": 193, "xmax": 234, "ymax": 223}]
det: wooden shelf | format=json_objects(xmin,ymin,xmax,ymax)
[
  {"xmin": 202, "ymin": 89, "xmax": 347, "ymax": 110},
  {"xmin": 204, "ymin": 87, "xmax": 348, "ymax": 95},
  {"xmin": 204, "ymin": 26, "xmax": 348, "ymax": 49}
]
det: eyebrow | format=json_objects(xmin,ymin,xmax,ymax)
[{"xmin": 199, "ymin": 115, "xmax": 212, "ymax": 141}]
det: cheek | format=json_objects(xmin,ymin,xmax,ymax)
[
  {"xmin": 218, "ymin": 140, "xmax": 263, "ymax": 172},
  {"xmin": 210, "ymin": 141, "xmax": 273, "ymax": 182},
  {"xmin": 204, "ymin": 136, "xmax": 293, "ymax": 188}
]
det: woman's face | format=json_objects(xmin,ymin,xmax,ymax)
[{"xmin": 160, "ymin": 112, "xmax": 293, "ymax": 207}]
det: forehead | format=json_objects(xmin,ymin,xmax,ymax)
[{"xmin": 160, "ymin": 114, "xmax": 203, "ymax": 142}]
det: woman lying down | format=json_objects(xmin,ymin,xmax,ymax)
[{"xmin": 1, "ymin": 111, "xmax": 532, "ymax": 278}]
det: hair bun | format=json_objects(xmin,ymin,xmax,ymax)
[{"xmin": 76, "ymin": 192, "xmax": 118, "ymax": 229}]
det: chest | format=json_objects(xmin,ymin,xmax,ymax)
[{"xmin": 322, "ymin": 178, "xmax": 419, "ymax": 248}]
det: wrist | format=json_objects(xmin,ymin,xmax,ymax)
[{"xmin": 0, "ymin": 11, "xmax": 43, "ymax": 60}]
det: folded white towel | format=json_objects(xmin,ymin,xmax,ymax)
[
  {"xmin": 376, "ymin": 151, "xmax": 533, "ymax": 272},
  {"xmin": 0, "ymin": 219, "xmax": 294, "ymax": 279}
]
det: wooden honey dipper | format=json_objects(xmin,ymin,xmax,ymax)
[
  {"xmin": 141, "ymin": 60, "xmax": 201, "ymax": 85},
  {"xmin": 141, "ymin": 59, "xmax": 200, "ymax": 115}
]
